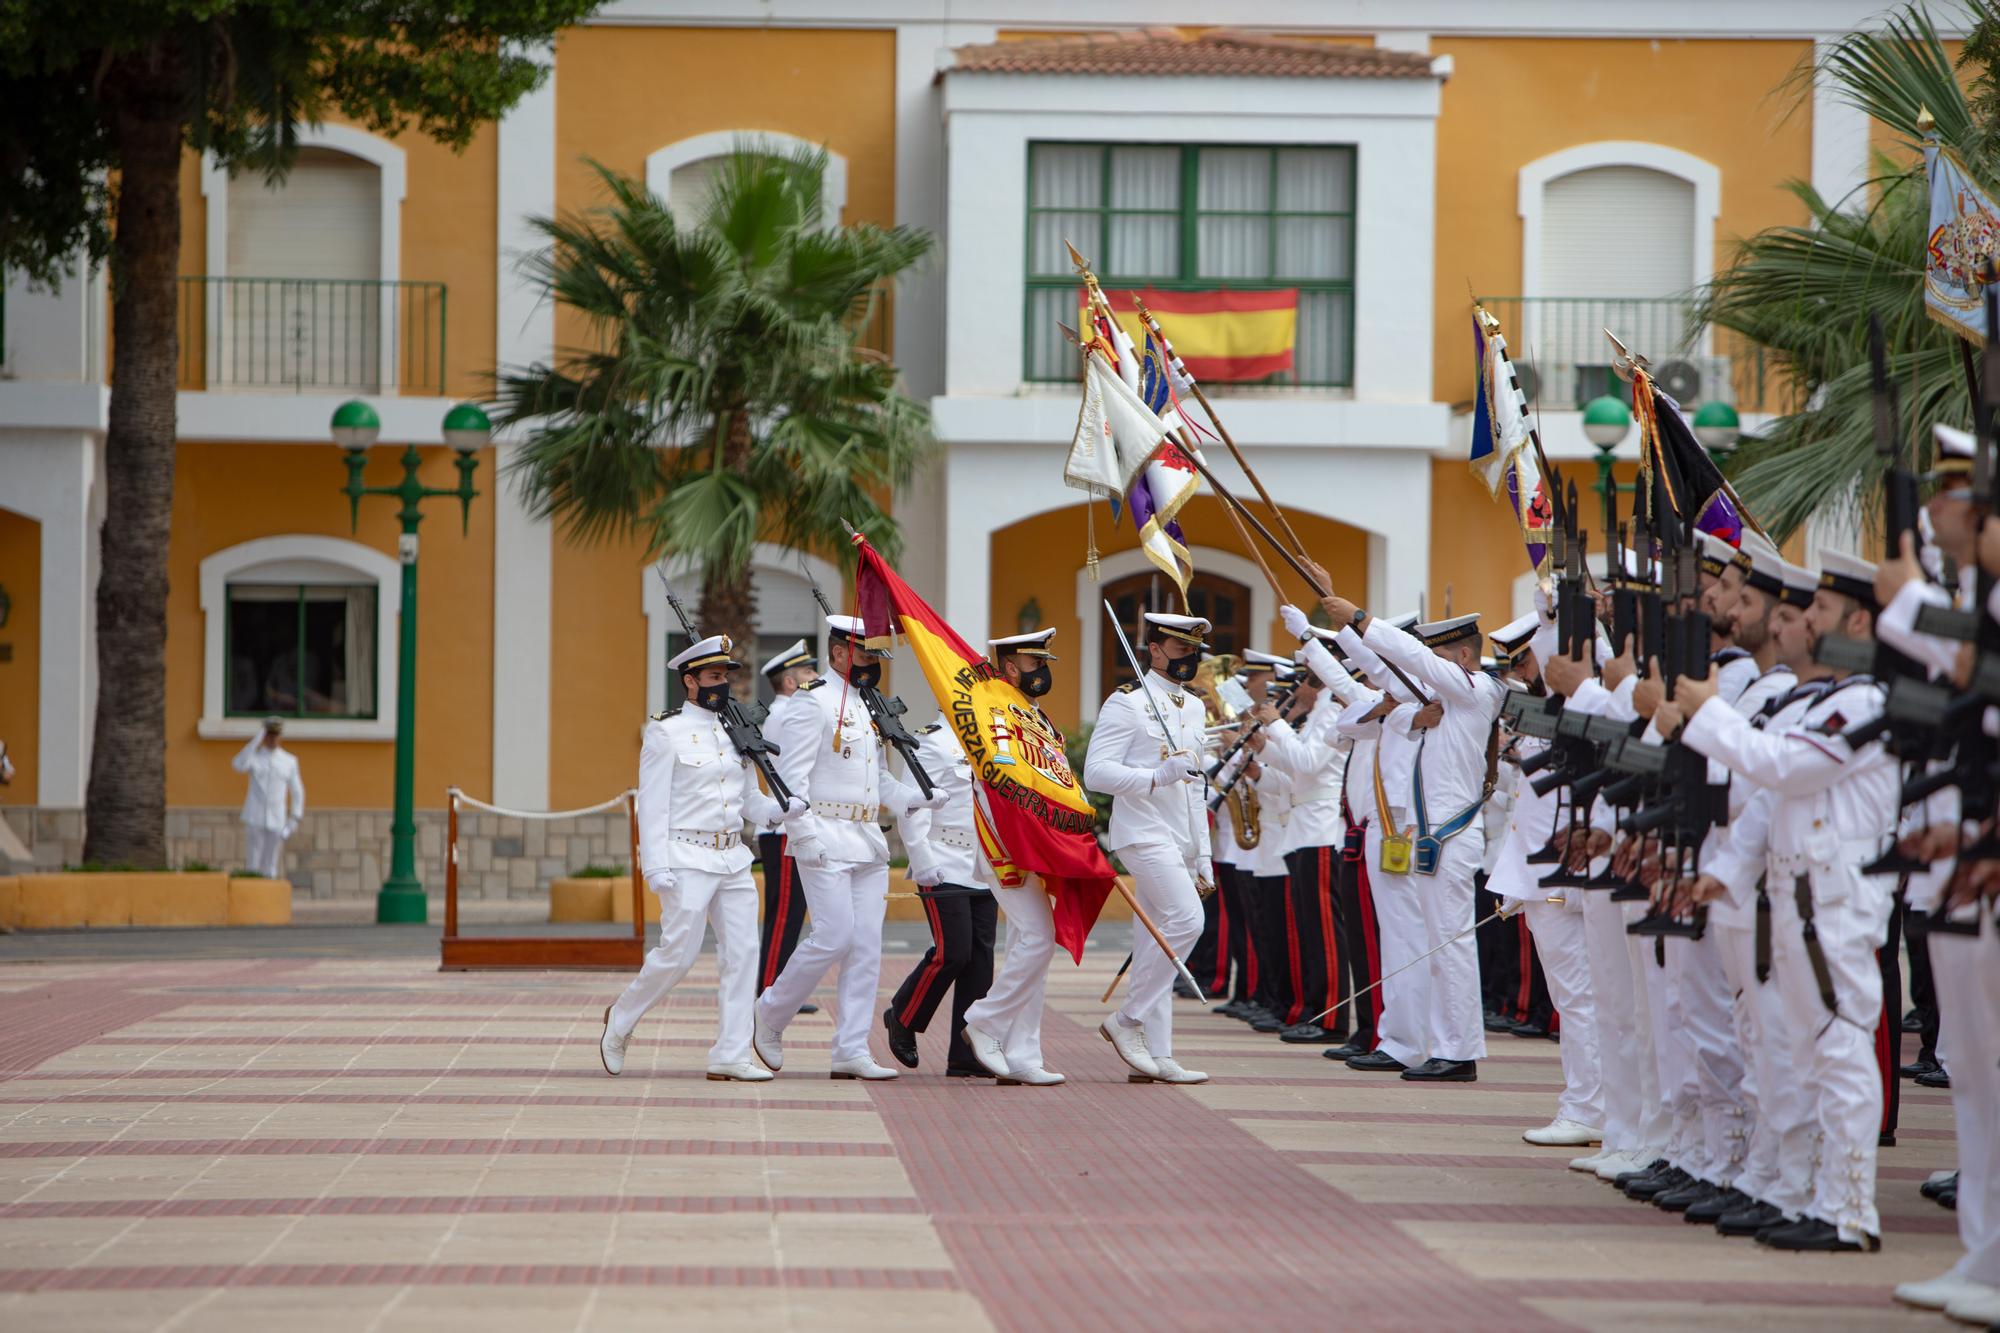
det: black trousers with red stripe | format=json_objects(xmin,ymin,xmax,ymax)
[
  {"xmin": 1475, "ymin": 878, "xmax": 1522, "ymax": 1019},
  {"xmin": 1876, "ymin": 899, "xmax": 1904, "ymax": 1143},
  {"xmin": 1282, "ymin": 844, "xmax": 1343, "ymax": 1030},
  {"xmin": 1188, "ymin": 861, "xmax": 1225, "ymax": 993},
  {"xmin": 1337, "ymin": 823, "xmax": 1383, "ymax": 1049},
  {"xmin": 888, "ymin": 885, "xmax": 997, "ymax": 1072},
  {"xmin": 756, "ymin": 833, "xmax": 808, "ymax": 995},
  {"xmin": 1216, "ymin": 863, "xmax": 1257, "ymax": 1003},
  {"xmin": 1247, "ymin": 873, "xmax": 1292, "ymax": 1018}
]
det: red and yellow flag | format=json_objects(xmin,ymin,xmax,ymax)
[
  {"xmin": 852, "ymin": 536, "xmax": 1113, "ymax": 962},
  {"xmin": 1088, "ymin": 287, "xmax": 1298, "ymax": 382}
]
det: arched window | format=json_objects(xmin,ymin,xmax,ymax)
[
  {"xmin": 645, "ymin": 130, "xmax": 849, "ymax": 231},
  {"xmin": 642, "ymin": 546, "xmax": 844, "ymax": 715},
  {"xmin": 1098, "ymin": 569, "xmax": 1252, "ymax": 701},
  {"xmin": 198, "ymin": 536, "xmax": 401, "ymax": 741}
]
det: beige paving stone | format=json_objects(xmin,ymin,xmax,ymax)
[
  {"xmin": 174, "ymin": 1286, "xmax": 404, "ymax": 1331},
  {"xmin": 306, "ymin": 1155, "xmax": 497, "ymax": 1198},
  {"xmin": 1188, "ymin": 1083, "xmax": 1569, "ymax": 1116},
  {"xmin": 376, "ymin": 1285, "xmax": 596, "ymax": 1331},
  {"xmin": 0, "ymin": 1290, "xmax": 216, "ymax": 1332},
  {"xmin": 0, "ymin": 1155, "xmax": 214, "ymax": 1203},
  {"xmin": 583, "ymin": 1287, "xmax": 991, "ymax": 1333},
  {"xmin": 1234, "ymin": 1116, "xmax": 1552, "ymax": 1157},
  {"xmin": 619, "ymin": 1154, "xmax": 916, "ymax": 1199},
  {"xmin": 604, "ymin": 1213, "xmax": 952, "ymax": 1269},
  {"xmin": 433, "ymin": 1212, "xmax": 620, "ymax": 1265},
  {"xmin": 258, "ymin": 1214, "xmax": 465, "ymax": 1265},
  {"xmin": 1303, "ymin": 1162, "xmax": 1595, "ymax": 1204},
  {"xmin": 1399, "ymin": 1220, "xmax": 1963, "ymax": 1286},
  {"xmin": 1524, "ymin": 1297, "xmax": 1939, "ymax": 1331}
]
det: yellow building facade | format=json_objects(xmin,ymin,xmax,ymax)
[{"xmin": 0, "ymin": 3, "xmax": 1900, "ymax": 893}]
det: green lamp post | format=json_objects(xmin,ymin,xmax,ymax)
[
  {"xmin": 334, "ymin": 399, "xmax": 491, "ymax": 924},
  {"xmin": 1692, "ymin": 400, "xmax": 1742, "ymax": 458},
  {"xmin": 1581, "ymin": 394, "xmax": 1635, "ymax": 527}
]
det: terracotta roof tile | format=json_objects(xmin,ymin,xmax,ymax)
[{"xmin": 942, "ymin": 28, "xmax": 1436, "ymax": 81}]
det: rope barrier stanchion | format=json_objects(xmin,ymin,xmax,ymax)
[{"xmin": 437, "ymin": 784, "xmax": 649, "ymax": 973}]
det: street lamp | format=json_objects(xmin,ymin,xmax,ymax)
[
  {"xmin": 335, "ymin": 399, "xmax": 491, "ymax": 924},
  {"xmin": 1692, "ymin": 400, "xmax": 1742, "ymax": 457},
  {"xmin": 1582, "ymin": 395, "xmax": 1633, "ymax": 527}
]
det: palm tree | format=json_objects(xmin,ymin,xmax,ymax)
[
  {"xmin": 1694, "ymin": 2, "xmax": 1999, "ymax": 539},
  {"xmin": 495, "ymin": 148, "xmax": 935, "ymax": 685}
]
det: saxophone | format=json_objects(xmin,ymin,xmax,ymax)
[{"xmin": 1192, "ymin": 656, "xmax": 1260, "ymax": 851}]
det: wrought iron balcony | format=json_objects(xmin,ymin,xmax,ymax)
[
  {"xmin": 1474, "ymin": 296, "xmax": 1788, "ymax": 416},
  {"xmin": 177, "ymin": 276, "xmax": 447, "ymax": 395}
]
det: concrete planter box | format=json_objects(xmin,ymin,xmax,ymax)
[
  {"xmin": 549, "ymin": 877, "xmax": 616, "ymax": 923},
  {"xmin": 0, "ymin": 872, "xmax": 289, "ymax": 929}
]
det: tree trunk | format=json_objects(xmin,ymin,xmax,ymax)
[
  {"xmin": 700, "ymin": 407, "xmax": 761, "ymax": 699},
  {"xmin": 83, "ymin": 60, "xmax": 184, "ymax": 866}
]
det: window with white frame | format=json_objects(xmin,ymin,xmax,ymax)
[{"xmin": 198, "ymin": 536, "xmax": 400, "ymax": 741}]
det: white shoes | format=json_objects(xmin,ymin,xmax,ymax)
[
  {"xmin": 1099, "ymin": 1019, "xmax": 1160, "ymax": 1079},
  {"xmin": 1523, "ymin": 1118, "xmax": 1602, "ymax": 1147},
  {"xmin": 1568, "ymin": 1149, "xmax": 1613, "ymax": 1173},
  {"xmin": 999, "ymin": 1066, "xmax": 1066, "ymax": 1086},
  {"xmin": 752, "ymin": 1006, "xmax": 784, "ymax": 1072},
  {"xmin": 1593, "ymin": 1149, "xmax": 1653, "ymax": 1182},
  {"xmin": 1944, "ymin": 1287, "xmax": 2000, "ymax": 1325},
  {"xmin": 1896, "ymin": 1276, "xmax": 1998, "ymax": 1311},
  {"xmin": 599, "ymin": 1006, "xmax": 626, "ymax": 1077},
  {"xmin": 962, "ymin": 1024, "xmax": 1011, "ymax": 1079},
  {"xmin": 706, "ymin": 1061, "xmax": 774, "ymax": 1083},
  {"xmin": 1133, "ymin": 1056, "xmax": 1208, "ymax": 1085},
  {"xmin": 829, "ymin": 1056, "xmax": 900, "ymax": 1081}
]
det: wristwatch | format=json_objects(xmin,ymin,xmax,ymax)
[{"xmin": 1349, "ymin": 606, "xmax": 1368, "ymax": 629}]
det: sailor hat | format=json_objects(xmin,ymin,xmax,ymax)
[
  {"xmin": 827, "ymin": 613, "xmax": 892, "ymax": 656},
  {"xmin": 1732, "ymin": 528, "xmax": 1780, "ymax": 574},
  {"xmin": 1143, "ymin": 611, "xmax": 1211, "ymax": 649},
  {"xmin": 1776, "ymin": 556, "xmax": 1819, "ymax": 607},
  {"xmin": 1924, "ymin": 423, "xmax": 1976, "ymax": 486},
  {"xmin": 1489, "ymin": 611, "xmax": 1538, "ymax": 659},
  {"xmin": 1415, "ymin": 613, "xmax": 1482, "ymax": 649},
  {"xmin": 760, "ymin": 638, "xmax": 817, "ymax": 677},
  {"xmin": 989, "ymin": 627, "xmax": 1059, "ymax": 660},
  {"xmin": 1817, "ymin": 549, "xmax": 1880, "ymax": 608},
  {"xmin": 1240, "ymin": 648, "xmax": 1291, "ymax": 673},
  {"xmin": 1697, "ymin": 530, "xmax": 1740, "ymax": 578},
  {"xmin": 670, "ymin": 634, "xmax": 742, "ymax": 674}
]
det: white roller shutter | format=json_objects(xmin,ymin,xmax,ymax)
[
  {"xmin": 220, "ymin": 148, "xmax": 382, "ymax": 391},
  {"xmin": 1539, "ymin": 166, "xmax": 1695, "ymax": 299}
]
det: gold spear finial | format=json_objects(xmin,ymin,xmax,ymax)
[{"xmin": 1918, "ymin": 104, "xmax": 1936, "ymax": 133}]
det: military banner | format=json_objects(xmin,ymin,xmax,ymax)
[
  {"xmin": 852, "ymin": 535, "xmax": 1114, "ymax": 962},
  {"xmin": 1924, "ymin": 135, "xmax": 2000, "ymax": 343}
]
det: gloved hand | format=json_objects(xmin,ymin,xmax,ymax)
[
  {"xmin": 1151, "ymin": 751, "xmax": 1198, "ymax": 788},
  {"xmin": 1533, "ymin": 583, "xmax": 1554, "ymax": 621},
  {"xmin": 913, "ymin": 864, "xmax": 945, "ymax": 888},
  {"xmin": 914, "ymin": 788, "xmax": 951, "ymax": 812},
  {"xmin": 1185, "ymin": 853, "xmax": 1209, "ymax": 886},
  {"xmin": 646, "ymin": 868, "xmax": 678, "ymax": 897},
  {"xmin": 281, "ymin": 821, "xmax": 298, "ymax": 841},
  {"xmin": 791, "ymin": 835, "xmax": 829, "ymax": 869},
  {"xmin": 1280, "ymin": 603, "xmax": 1312, "ymax": 640},
  {"xmin": 776, "ymin": 796, "xmax": 810, "ymax": 825}
]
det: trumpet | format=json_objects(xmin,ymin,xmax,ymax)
[{"xmin": 1192, "ymin": 656, "xmax": 1261, "ymax": 850}]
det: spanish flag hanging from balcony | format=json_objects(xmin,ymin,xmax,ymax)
[
  {"xmin": 1087, "ymin": 288, "xmax": 1298, "ymax": 382},
  {"xmin": 852, "ymin": 534, "xmax": 1115, "ymax": 963}
]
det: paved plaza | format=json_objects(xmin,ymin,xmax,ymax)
[{"xmin": 0, "ymin": 926, "xmax": 1965, "ymax": 1331}]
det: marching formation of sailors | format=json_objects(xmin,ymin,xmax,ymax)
[{"xmin": 598, "ymin": 484, "xmax": 1996, "ymax": 1318}]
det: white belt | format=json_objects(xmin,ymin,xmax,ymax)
[
  {"xmin": 933, "ymin": 826, "xmax": 976, "ymax": 851},
  {"xmin": 812, "ymin": 799, "xmax": 879, "ymax": 823},
  {"xmin": 670, "ymin": 828, "xmax": 741, "ymax": 851},
  {"xmin": 1766, "ymin": 836, "xmax": 1887, "ymax": 877}
]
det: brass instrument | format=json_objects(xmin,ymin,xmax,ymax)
[{"xmin": 1192, "ymin": 656, "xmax": 1260, "ymax": 851}]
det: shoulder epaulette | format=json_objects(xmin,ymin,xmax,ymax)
[
  {"xmin": 800, "ymin": 679, "xmax": 825, "ymax": 692},
  {"xmin": 650, "ymin": 706, "xmax": 682, "ymax": 721},
  {"xmin": 918, "ymin": 721, "xmax": 943, "ymax": 734},
  {"xmin": 1116, "ymin": 681, "xmax": 1140, "ymax": 694}
]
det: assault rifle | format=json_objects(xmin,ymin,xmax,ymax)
[{"xmin": 657, "ymin": 578, "xmax": 794, "ymax": 807}]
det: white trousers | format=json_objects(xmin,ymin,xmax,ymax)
[
  {"xmin": 1111, "ymin": 840, "xmax": 1203, "ymax": 1060},
  {"xmin": 1935, "ymin": 911, "xmax": 2000, "ymax": 1286},
  {"xmin": 1714, "ymin": 920, "xmax": 1783, "ymax": 1199},
  {"xmin": 1523, "ymin": 898, "xmax": 1603, "ymax": 1129},
  {"xmin": 1770, "ymin": 877, "xmax": 1887, "ymax": 1239},
  {"xmin": 1365, "ymin": 813, "xmax": 1431, "ymax": 1067},
  {"xmin": 1410, "ymin": 830, "xmax": 1486, "ymax": 1063},
  {"xmin": 609, "ymin": 867, "xmax": 757, "ymax": 1066},
  {"xmin": 1644, "ymin": 939, "xmax": 1703, "ymax": 1174},
  {"xmin": 243, "ymin": 823, "xmax": 286, "ymax": 878},
  {"xmin": 1679, "ymin": 930, "xmax": 1750, "ymax": 1186},
  {"xmin": 756, "ymin": 859, "xmax": 889, "ymax": 1064},
  {"xmin": 963, "ymin": 878, "xmax": 1057, "ymax": 1074},
  {"xmin": 1582, "ymin": 890, "xmax": 1666, "ymax": 1155}
]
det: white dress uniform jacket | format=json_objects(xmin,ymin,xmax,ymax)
[
  {"xmin": 767, "ymin": 678, "xmax": 924, "ymax": 864},
  {"xmin": 898, "ymin": 723, "xmax": 979, "ymax": 886},
  {"xmin": 1085, "ymin": 673, "xmax": 1213, "ymax": 863},
  {"xmin": 1264, "ymin": 694, "xmax": 1348, "ymax": 851},
  {"xmin": 636, "ymin": 708, "xmax": 788, "ymax": 879},
  {"xmin": 233, "ymin": 735, "xmax": 305, "ymax": 834}
]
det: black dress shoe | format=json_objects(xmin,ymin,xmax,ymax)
[
  {"xmin": 1685, "ymin": 1187, "xmax": 1751, "ymax": 1224},
  {"xmin": 1483, "ymin": 1012, "xmax": 1515, "ymax": 1033},
  {"xmin": 1759, "ymin": 1217, "xmax": 1880, "ymax": 1252},
  {"xmin": 1614, "ymin": 1159, "xmax": 1669, "ymax": 1189},
  {"xmin": 1345, "ymin": 1049, "xmax": 1408, "ymax": 1073},
  {"xmin": 1879, "ymin": 1132, "xmax": 1897, "ymax": 1148},
  {"xmin": 1902, "ymin": 1008, "xmax": 1924, "ymax": 1033},
  {"xmin": 1916, "ymin": 1067, "xmax": 1952, "ymax": 1088},
  {"xmin": 1236, "ymin": 1003, "xmax": 1276, "ymax": 1026},
  {"xmin": 1250, "ymin": 1013, "xmax": 1287, "ymax": 1033},
  {"xmin": 797, "ymin": 1003, "xmax": 819, "ymax": 1015},
  {"xmin": 1939, "ymin": 1184, "xmax": 1958, "ymax": 1210},
  {"xmin": 1323, "ymin": 1041, "xmax": 1369, "ymax": 1061},
  {"xmin": 1400, "ymin": 1058, "xmax": 1477, "ymax": 1082},
  {"xmin": 882, "ymin": 1009, "xmax": 918, "ymax": 1069},
  {"xmin": 1278, "ymin": 1023, "xmax": 1334, "ymax": 1044},
  {"xmin": 1654, "ymin": 1180, "xmax": 1718, "ymax": 1213},
  {"xmin": 1173, "ymin": 977, "xmax": 1202, "ymax": 1000},
  {"xmin": 1901, "ymin": 1057, "xmax": 1941, "ymax": 1080},
  {"xmin": 1922, "ymin": 1172, "xmax": 1959, "ymax": 1201},
  {"xmin": 944, "ymin": 1066, "xmax": 992, "ymax": 1079},
  {"xmin": 1716, "ymin": 1201, "xmax": 1783, "ymax": 1237},
  {"xmin": 1625, "ymin": 1166, "xmax": 1689, "ymax": 1200},
  {"xmin": 1211, "ymin": 1000, "xmax": 1240, "ymax": 1015},
  {"xmin": 1508, "ymin": 1020, "xmax": 1549, "ymax": 1039}
]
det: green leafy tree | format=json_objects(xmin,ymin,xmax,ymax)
[
  {"xmin": 1695, "ymin": 2, "xmax": 2000, "ymax": 538},
  {"xmin": 0, "ymin": 2, "xmax": 604, "ymax": 865},
  {"xmin": 494, "ymin": 150, "xmax": 935, "ymax": 686}
]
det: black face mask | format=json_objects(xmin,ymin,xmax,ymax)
[
  {"xmin": 846, "ymin": 660, "xmax": 882, "ymax": 689},
  {"xmin": 1163, "ymin": 653, "xmax": 1199, "ymax": 684},
  {"xmin": 1016, "ymin": 663, "xmax": 1053, "ymax": 698},
  {"xmin": 694, "ymin": 682, "xmax": 733, "ymax": 712}
]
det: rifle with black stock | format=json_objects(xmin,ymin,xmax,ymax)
[{"xmin": 655, "ymin": 574, "xmax": 795, "ymax": 808}]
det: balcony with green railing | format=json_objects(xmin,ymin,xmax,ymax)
[
  {"xmin": 1473, "ymin": 296, "xmax": 1794, "ymax": 416},
  {"xmin": 177, "ymin": 276, "xmax": 447, "ymax": 395}
]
